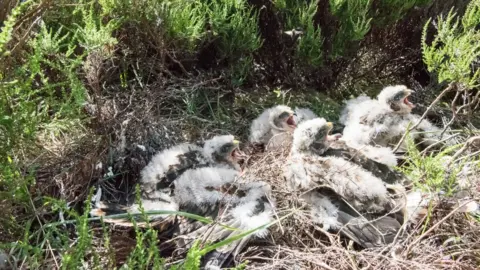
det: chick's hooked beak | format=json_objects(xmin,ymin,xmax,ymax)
[
  {"xmin": 326, "ymin": 122, "xmax": 333, "ymax": 130},
  {"xmin": 403, "ymin": 89, "xmax": 415, "ymax": 109},
  {"xmin": 286, "ymin": 114, "xmax": 297, "ymax": 128},
  {"xmin": 325, "ymin": 122, "xmax": 342, "ymax": 142},
  {"xmin": 231, "ymin": 139, "xmax": 247, "ymax": 160}
]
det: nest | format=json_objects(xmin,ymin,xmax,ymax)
[
  {"xmin": 234, "ymin": 137, "xmax": 480, "ymax": 270},
  {"xmin": 22, "ymin": 70, "xmax": 479, "ymax": 268}
]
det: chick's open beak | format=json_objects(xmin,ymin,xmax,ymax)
[
  {"xmin": 286, "ymin": 115, "xmax": 296, "ymax": 127},
  {"xmin": 403, "ymin": 90, "xmax": 415, "ymax": 108},
  {"xmin": 230, "ymin": 139, "xmax": 247, "ymax": 160}
]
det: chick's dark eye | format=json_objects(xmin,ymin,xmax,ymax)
[
  {"xmin": 278, "ymin": 111, "xmax": 290, "ymax": 119},
  {"xmin": 220, "ymin": 145, "xmax": 230, "ymax": 153},
  {"xmin": 393, "ymin": 93, "xmax": 404, "ymax": 101}
]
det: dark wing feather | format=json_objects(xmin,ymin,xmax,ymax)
[
  {"xmin": 141, "ymin": 150, "xmax": 209, "ymax": 201},
  {"xmin": 316, "ymin": 187, "xmax": 402, "ymax": 248},
  {"xmin": 325, "ymin": 141, "xmax": 406, "ymax": 185},
  {"xmin": 337, "ymin": 212, "xmax": 401, "ymax": 248},
  {"xmin": 157, "ymin": 150, "xmax": 207, "ymax": 189}
]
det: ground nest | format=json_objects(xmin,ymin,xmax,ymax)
[
  {"xmin": 235, "ymin": 139, "xmax": 480, "ymax": 270},
  {"xmin": 87, "ymin": 114, "xmax": 479, "ymax": 269},
  {"xmin": 29, "ymin": 77, "xmax": 480, "ymax": 269},
  {"xmin": 86, "ymin": 131, "xmax": 479, "ymax": 269}
]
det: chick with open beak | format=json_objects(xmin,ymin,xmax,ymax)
[
  {"xmin": 203, "ymin": 135, "xmax": 247, "ymax": 172},
  {"xmin": 340, "ymin": 85, "xmax": 447, "ymax": 152},
  {"xmin": 274, "ymin": 110, "xmax": 297, "ymax": 131},
  {"xmin": 249, "ymin": 105, "xmax": 298, "ymax": 150},
  {"xmin": 285, "ymin": 118, "xmax": 417, "ymax": 248},
  {"xmin": 228, "ymin": 139, "xmax": 248, "ymax": 170},
  {"xmin": 290, "ymin": 119, "xmax": 334, "ymax": 157},
  {"xmin": 377, "ymin": 85, "xmax": 416, "ymax": 114}
]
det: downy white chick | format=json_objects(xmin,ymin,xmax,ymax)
[
  {"xmin": 293, "ymin": 107, "xmax": 318, "ymax": 124},
  {"xmin": 90, "ymin": 135, "xmax": 246, "ymax": 225},
  {"xmin": 339, "ymin": 94, "xmax": 374, "ymax": 125},
  {"xmin": 341, "ymin": 85, "xmax": 442, "ymax": 152},
  {"xmin": 285, "ymin": 118, "xmax": 417, "ymax": 248},
  {"xmin": 172, "ymin": 167, "xmax": 274, "ymax": 268},
  {"xmin": 286, "ymin": 118, "xmax": 401, "ymax": 210},
  {"xmin": 249, "ymin": 105, "xmax": 297, "ymax": 150},
  {"xmin": 295, "ymin": 107, "xmax": 345, "ymax": 141}
]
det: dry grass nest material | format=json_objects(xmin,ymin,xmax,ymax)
[
  {"xmin": 237, "ymin": 138, "xmax": 480, "ymax": 270},
  {"xmin": 24, "ymin": 72, "xmax": 480, "ymax": 268}
]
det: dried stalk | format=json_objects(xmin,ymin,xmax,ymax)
[{"xmin": 445, "ymin": 135, "xmax": 480, "ymax": 167}]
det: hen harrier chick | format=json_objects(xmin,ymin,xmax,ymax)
[
  {"xmin": 90, "ymin": 135, "xmax": 245, "ymax": 224},
  {"xmin": 294, "ymin": 107, "xmax": 344, "ymax": 142},
  {"xmin": 173, "ymin": 167, "xmax": 274, "ymax": 268},
  {"xmin": 285, "ymin": 118, "xmax": 423, "ymax": 248},
  {"xmin": 293, "ymin": 107, "xmax": 317, "ymax": 124},
  {"xmin": 341, "ymin": 85, "xmax": 442, "ymax": 152},
  {"xmin": 286, "ymin": 118, "xmax": 402, "ymax": 208},
  {"xmin": 249, "ymin": 105, "xmax": 297, "ymax": 150}
]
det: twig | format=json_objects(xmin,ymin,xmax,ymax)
[
  {"xmin": 277, "ymin": 247, "xmax": 339, "ymax": 270},
  {"xmin": 404, "ymin": 199, "xmax": 474, "ymax": 255},
  {"xmin": 420, "ymin": 133, "xmax": 460, "ymax": 156},
  {"xmin": 445, "ymin": 136, "xmax": 480, "ymax": 166},
  {"xmin": 12, "ymin": 0, "xmax": 51, "ymax": 28},
  {"xmin": 309, "ymin": 261, "xmax": 337, "ymax": 270},
  {"xmin": 41, "ymin": 210, "xmax": 214, "ymax": 229},
  {"xmin": 166, "ymin": 51, "xmax": 191, "ymax": 76},
  {"xmin": 190, "ymin": 76, "xmax": 223, "ymax": 89},
  {"xmin": 10, "ymin": 16, "xmax": 42, "ymax": 54},
  {"xmin": 312, "ymin": 225, "xmax": 336, "ymax": 246},
  {"xmin": 393, "ymin": 83, "xmax": 455, "ymax": 153},
  {"xmin": 46, "ymin": 240, "xmax": 59, "ymax": 269},
  {"xmin": 441, "ymin": 87, "xmax": 480, "ymax": 137},
  {"xmin": 133, "ymin": 60, "xmax": 145, "ymax": 89},
  {"xmin": 268, "ymin": 195, "xmax": 284, "ymax": 235},
  {"xmin": 454, "ymin": 150, "xmax": 480, "ymax": 163}
]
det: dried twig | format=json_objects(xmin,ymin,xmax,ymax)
[
  {"xmin": 420, "ymin": 133, "xmax": 460, "ymax": 156},
  {"xmin": 404, "ymin": 199, "xmax": 475, "ymax": 255},
  {"xmin": 445, "ymin": 135, "xmax": 480, "ymax": 166}
]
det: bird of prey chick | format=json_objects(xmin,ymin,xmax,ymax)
[
  {"xmin": 249, "ymin": 105, "xmax": 297, "ymax": 150},
  {"xmin": 293, "ymin": 107, "xmax": 317, "ymax": 124},
  {"xmin": 173, "ymin": 167, "xmax": 274, "ymax": 268},
  {"xmin": 340, "ymin": 85, "xmax": 442, "ymax": 152},
  {"xmin": 90, "ymin": 135, "xmax": 246, "ymax": 224},
  {"xmin": 90, "ymin": 136, "xmax": 269, "ymax": 268},
  {"xmin": 285, "ymin": 118, "xmax": 419, "ymax": 248},
  {"xmin": 339, "ymin": 95, "xmax": 373, "ymax": 125},
  {"xmin": 294, "ymin": 107, "xmax": 344, "ymax": 141}
]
